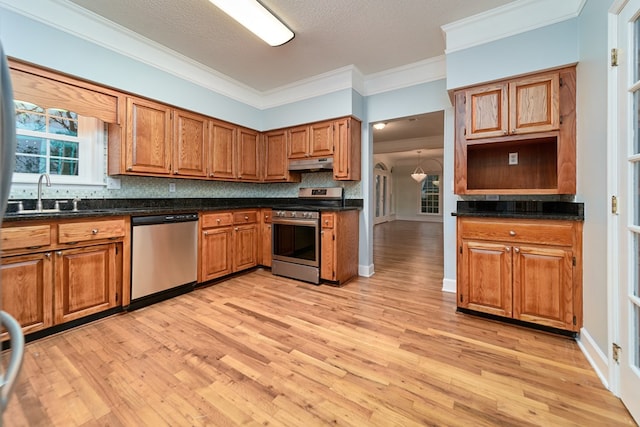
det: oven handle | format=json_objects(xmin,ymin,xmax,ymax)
[{"xmin": 272, "ymin": 218, "xmax": 319, "ymax": 227}]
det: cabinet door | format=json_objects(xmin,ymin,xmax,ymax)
[
  {"xmin": 201, "ymin": 227, "xmax": 233, "ymax": 281},
  {"xmin": 288, "ymin": 125, "xmax": 310, "ymax": 159},
  {"xmin": 208, "ymin": 119, "xmax": 236, "ymax": 179},
  {"xmin": 259, "ymin": 210, "xmax": 272, "ymax": 267},
  {"xmin": 513, "ymin": 245, "xmax": 575, "ymax": 330},
  {"xmin": 320, "ymin": 214, "xmax": 335, "ymax": 281},
  {"xmin": 237, "ymin": 127, "xmax": 260, "ymax": 181},
  {"xmin": 264, "ymin": 130, "xmax": 289, "ymax": 181},
  {"xmin": 173, "ymin": 110, "xmax": 207, "ymax": 177},
  {"xmin": 459, "ymin": 240, "xmax": 512, "ymax": 317},
  {"xmin": 234, "ymin": 224, "xmax": 257, "ymax": 271},
  {"xmin": 1, "ymin": 252, "xmax": 53, "ymax": 339},
  {"xmin": 310, "ymin": 120, "xmax": 334, "ymax": 157},
  {"xmin": 333, "ymin": 117, "xmax": 361, "ymax": 181},
  {"xmin": 509, "ymin": 72, "xmax": 559, "ymax": 135},
  {"xmin": 125, "ymin": 97, "xmax": 172, "ymax": 174},
  {"xmin": 465, "ymin": 83, "xmax": 509, "ymax": 140},
  {"xmin": 54, "ymin": 244, "xmax": 117, "ymax": 324}
]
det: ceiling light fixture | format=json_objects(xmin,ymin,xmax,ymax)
[
  {"xmin": 209, "ymin": 0, "xmax": 294, "ymax": 47},
  {"xmin": 411, "ymin": 150, "xmax": 427, "ymax": 183},
  {"xmin": 373, "ymin": 122, "xmax": 386, "ymax": 130}
]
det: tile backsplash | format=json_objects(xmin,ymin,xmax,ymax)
[{"xmin": 10, "ymin": 172, "xmax": 362, "ymax": 201}]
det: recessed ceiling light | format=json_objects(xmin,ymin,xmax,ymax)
[
  {"xmin": 209, "ymin": 0, "xmax": 294, "ymax": 47},
  {"xmin": 373, "ymin": 123, "xmax": 386, "ymax": 130}
]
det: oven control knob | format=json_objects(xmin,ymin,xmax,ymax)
[{"xmin": 291, "ymin": 212, "xmax": 297, "ymax": 217}]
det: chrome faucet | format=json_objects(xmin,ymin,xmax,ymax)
[{"xmin": 36, "ymin": 173, "xmax": 51, "ymax": 211}]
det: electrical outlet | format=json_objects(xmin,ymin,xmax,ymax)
[
  {"xmin": 169, "ymin": 182, "xmax": 176, "ymax": 192},
  {"xmin": 508, "ymin": 152, "xmax": 518, "ymax": 165}
]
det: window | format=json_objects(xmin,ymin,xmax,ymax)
[
  {"xmin": 420, "ymin": 174, "xmax": 440, "ymax": 214},
  {"xmin": 13, "ymin": 100, "xmax": 105, "ymax": 186}
]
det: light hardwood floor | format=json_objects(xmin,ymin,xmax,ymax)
[{"xmin": 3, "ymin": 220, "xmax": 636, "ymax": 426}]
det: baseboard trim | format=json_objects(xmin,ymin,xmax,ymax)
[
  {"xmin": 359, "ymin": 264, "xmax": 375, "ymax": 277},
  {"xmin": 576, "ymin": 327, "xmax": 610, "ymax": 391},
  {"xmin": 442, "ymin": 278, "xmax": 456, "ymax": 293}
]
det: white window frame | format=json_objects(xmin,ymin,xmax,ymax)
[
  {"xmin": 12, "ymin": 114, "xmax": 106, "ymax": 188},
  {"xmin": 417, "ymin": 172, "xmax": 441, "ymax": 216}
]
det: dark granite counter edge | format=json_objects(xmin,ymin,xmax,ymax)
[
  {"xmin": 453, "ymin": 200, "xmax": 585, "ymax": 221},
  {"xmin": 452, "ymin": 212, "xmax": 584, "ymax": 221},
  {"xmin": 3, "ymin": 198, "xmax": 363, "ymax": 222}
]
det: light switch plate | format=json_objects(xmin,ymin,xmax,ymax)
[{"xmin": 508, "ymin": 152, "xmax": 518, "ymax": 165}]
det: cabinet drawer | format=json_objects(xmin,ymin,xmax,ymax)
[
  {"xmin": 458, "ymin": 218, "xmax": 575, "ymax": 246},
  {"xmin": 321, "ymin": 214, "xmax": 334, "ymax": 229},
  {"xmin": 233, "ymin": 211, "xmax": 258, "ymax": 224},
  {"xmin": 58, "ymin": 219, "xmax": 126, "ymax": 244},
  {"xmin": 201, "ymin": 212, "xmax": 233, "ymax": 228},
  {"xmin": 1, "ymin": 225, "xmax": 51, "ymax": 251}
]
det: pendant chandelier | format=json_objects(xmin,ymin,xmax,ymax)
[{"xmin": 411, "ymin": 150, "xmax": 427, "ymax": 183}]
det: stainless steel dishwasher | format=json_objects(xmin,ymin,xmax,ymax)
[{"xmin": 130, "ymin": 213, "xmax": 198, "ymax": 309}]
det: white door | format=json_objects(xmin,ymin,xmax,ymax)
[
  {"xmin": 616, "ymin": 0, "xmax": 640, "ymax": 422},
  {"xmin": 374, "ymin": 165, "xmax": 392, "ymax": 224}
]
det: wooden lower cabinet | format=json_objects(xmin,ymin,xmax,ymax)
[
  {"xmin": 457, "ymin": 217, "xmax": 582, "ymax": 332},
  {"xmin": 54, "ymin": 243, "xmax": 118, "ymax": 324},
  {"xmin": 199, "ymin": 210, "xmax": 258, "ymax": 282},
  {"xmin": 1, "ymin": 218, "xmax": 127, "ymax": 341},
  {"xmin": 1, "ymin": 252, "xmax": 53, "ymax": 339},
  {"xmin": 320, "ymin": 210, "xmax": 359, "ymax": 284}
]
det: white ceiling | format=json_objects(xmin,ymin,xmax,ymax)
[{"xmin": 65, "ymin": 0, "xmax": 516, "ymax": 160}]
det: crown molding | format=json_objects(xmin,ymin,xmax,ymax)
[
  {"xmin": 363, "ymin": 56, "xmax": 446, "ymax": 96},
  {"xmin": 442, "ymin": 0, "xmax": 586, "ymax": 54}
]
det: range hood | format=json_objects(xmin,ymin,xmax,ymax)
[{"xmin": 288, "ymin": 157, "xmax": 333, "ymax": 171}]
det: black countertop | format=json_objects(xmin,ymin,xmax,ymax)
[
  {"xmin": 453, "ymin": 200, "xmax": 584, "ymax": 221},
  {"xmin": 3, "ymin": 197, "xmax": 363, "ymax": 222}
]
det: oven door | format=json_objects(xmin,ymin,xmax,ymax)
[{"xmin": 272, "ymin": 217, "xmax": 320, "ymax": 267}]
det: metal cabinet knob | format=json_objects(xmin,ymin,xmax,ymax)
[
  {"xmin": 244, "ymin": 216, "xmax": 248, "ymax": 220},
  {"xmin": 509, "ymin": 230, "xmax": 516, "ymax": 236},
  {"xmin": 514, "ymin": 247, "xmax": 520, "ymax": 253},
  {"xmin": 92, "ymin": 229, "xmax": 99, "ymax": 235},
  {"xmin": 204, "ymin": 231, "xmax": 208, "ymax": 236},
  {"xmin": 217, "ymin": 218, "xmax": 221, "ymax": 223},
  {"xmin": 44, "ymin": 252, "xmax": 51, "ymax": 259},
  {"xmin": 56, "ymin": 251, "xmax": 62, "ymax": 256},
  {"xmin": 506, "ymin": 247, "xmax": 511, "ymax": 252},
  {"xmin": 325, "ymin": 219, "xmax": 329, "ymax": 224},
  {"xmin": 235, "ymin": 227, "xmax": 239, "ymax": 231}
]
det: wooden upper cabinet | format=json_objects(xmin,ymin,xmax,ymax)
[
  {"xmin": 465, "ymin": 83, "xmax": 508, "ymax": 139},
  {"xmin": 310, "ymin": 121, "xmax": 334, "ymax": 157},
  {"xmin": 173, "ymin": 110, "xmax": 208, "ymax": 177},
  {"xmin": 237, "ymin": 127, "xmax": 261, "ymax": 181},
  {"xmin": 465, "ymin": 72, "xmax": 559, "ymax": 140},
  {"xmin": 288, "ymin": 125, "xmax": 310, "ymax": 159},
  {"xmin": 125, "ymin": 97, "xmax": 172, "ymax": 175},
  {"xmin": 333, "ymin": 117, "xmax": 361, "ymax": 181},
  {"xmin": 263, "ymin": 129, "xmax": 300, "ymax": 182},
  {"xmin": 208, "ymin": 119, "xmax": 237, "ymax": 180},
  {"xmin": 455, "ymin": 66, "xmax": 575, "ymax": 195}
]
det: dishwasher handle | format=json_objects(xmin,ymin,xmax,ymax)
[{"xmin": 132, "ymin": 213, "xmax": 198, "ymax": 226}]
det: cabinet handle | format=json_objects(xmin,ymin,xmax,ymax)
[
  {"xmin": 126, "ymin": 167, "xmax": 133, "ymax": 171},
  {"xmin": 325, "ymin": 219, "xmax": 329, "ymax": 224},
  {"xmin": 217, "ymin": 218, "xmax": 221, "ymax": 223},
  {"xmin": 244, "ymin": 216, "xmax": 249, "ymax": 220},
  {"xmin": 56, "ymin": 251, "xmax": 62, "ymax": 256},
  {"xmin": 204, "ymin": 231, "xmax": 208, "ymax": 236},
  {"xmin": 44, "ymin": 252, "xmax": 51, "ymax": 259},
  {"xmin": 503, "ymin": 130, "xmax": 508, "ymax": 135},
  {"xmin": 210, "ymin": 173, "xmax": 215, "ymax": 177},
  {"xmin": 509, "ymin": 230, "xmax": 516, "ymax": 236},
  {"xmin": 92, "ymin": 229, "xmax": 99, "ymax": 235},
  {"xmin": 505, "ymin": 247, "xmax": 511, "ymax": 252},
  {"xmin": 514, "ymin": 247, "xmax": 520, "ymax": 253},
  {"xmin": 265, "ymin": 215, "xmax": 269, "ymax": 220},
  {"xmin": 511, "ymin": 129, "xmax": 516, "ymax": 134},
  {"xmin": 321, "ymin": 230, "xmax": 324, "ymax": 235},
  {"xmin": 235, "ymin": 227, "xmax": 239, "ymax": 231}
]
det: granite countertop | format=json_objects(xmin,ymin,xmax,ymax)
[
  {"xmin": 452, "ymin": 200, "xmax": 584, "ymax": 221},
  {"xmin": 3, "ymin": 197, "xmax": 362, "ymax": 222}
]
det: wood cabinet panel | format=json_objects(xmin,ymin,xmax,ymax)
[
  {"xmin": 208, "ymin": 119, "xmax": 236, "ymax": 179},
  {"xmin": 333, "ymin": 117, "xmax": 361, "ymax": 181},
  {"xmin": 509, "ymin": 72, "xmax": 559, "ymax": 135},
  {"xmin": 259, "ymin": 209, "xmax": 272, "ymax": 268},
  {"xmin": 125, "ymin": 97, "xmax": 172, "ymax": 175},
  {"xmin": 1, "ymin": 224, "xmax": 51, "ymax": 251},
  {"xmin": 310, "ymin": 121, "xmax": 334, "ymax": 157},
  {"xmin": 1, "ymin": 252, "xmax": 53, "ymax": 339},
  {"xmin": 234, "ymin": 224, "xmax": 257, "ymax": 271},
  {"xmin": 320, "ymin": 211, "xmax": 359, "ymax": 284},
  {"xmin": 173, "ymin": 110, "xmax": 207, "ymax": 177},
  {"xmin": 54, "ymin": 243, "xmax": 117, "ymax": 324},
  {"xmin": 457, "ymin": 218, "xmax": 574, "ymax": 246},
  {"xmin": 288, "ymin": 125, "xmax": 310, "ymax": 159},
  {"xmin": 201, "ymin": 212, "xmax": 233, "ymax": 229},
  {"xmin": 58, "ymin": 219, "xmax": 126, "ymax": 244},
  {"xmin": 459, "ymin": 240, "xmax": 512, "ymax": 317},
  {"xmin": 263, "ymin": 129, "xmax": 299, "ymax": 182},
  {"xmin": 237, "ymin": 127, "xmax": 260, "ymax": 181},
  {"xmin": 513, "ymin": 245, "xmax": 573, "ymax": 329},
  {"xmin": 201, "ymin": 227, "xmax": 233, "ymax": 281},
  {"xmin": 465, "ymin": 83, "xmax": 508, "ymax": 139}
]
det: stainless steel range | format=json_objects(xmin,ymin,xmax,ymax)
[{"xmin": 271, "ymin": 187, "xmax": 344, "ymax": 284}]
